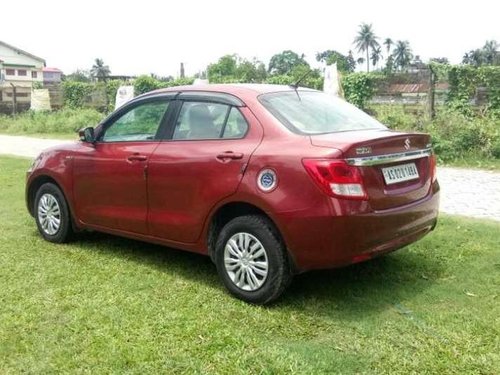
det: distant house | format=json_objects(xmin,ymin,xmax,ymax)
[
  {"xmin": 0, "ymin": 40, "xmax": 45, "ymax": 88},
  {"xmin": 0, "ymin": 41, "xmax": 61, "ymax": 113},
  {"xmin": 43, "ymin": 67, "xmax": 62, "ymax": 84}
]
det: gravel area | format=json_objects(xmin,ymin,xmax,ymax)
[
  {"xmin": 0, "ymin": 134, "xmax": 74, "ymax": 158},
  {"xmin": 1, "ymin": 135, "xmax": 499, "ymax": 221},
  {"xmin": 437, "ymin": 167, "xmax": 500, "ymax": 221}
]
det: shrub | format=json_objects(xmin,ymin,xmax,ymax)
[
  {"xmin": 447, "ymin": 65, "xmax": 500, "ymax": 116},
  {"xmin": 133, "ymin": 76, "xmax": 195, "ymax": 95},
  {"xmin": 341, "ymin": 73, "xmax": 378, "ymax": 109},
  {"xmin": 370, "ymin": 104, "xmax": 500, "ymax": 162},
  {"xmin": 0, "ymin": 108, "xmax": 104, "ymax": 135},
  {"xmin": 133, "ymin": 75, "xmax": 163, "ymax": 95},
  {"xmin": 62, "ymin": 81, "xmax": 94, "ymax": 108},
  {"xmin": 370, "ymin": 104, "xmax": 425, "ymax": 131},
  {"xmin": 423, "ymin": 109, "xmax": 498, "ymax": 161}
]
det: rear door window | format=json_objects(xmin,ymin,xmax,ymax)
[{"xmin": 172, "ymin": 102, "xmax": 247, "ymax": 140}]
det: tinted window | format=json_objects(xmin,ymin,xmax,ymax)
[
  {"xmin": 222, "ymin": 107, "xmax": 248, "ymax": 139},
  {"xmin": 259, "ymin": 91, "xmax": 386, "ymax": 134},
  {"xmin": 173, "ymin": 102, "xmax": 227, "ymax": 140},
  {"xmin": 101, "ymin": 101, "xmax": 169, "ymax": 142}
]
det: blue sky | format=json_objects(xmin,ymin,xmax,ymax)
[{"xmin": 1, "ymin": 0, "xmax": 498, "ymax": 76}]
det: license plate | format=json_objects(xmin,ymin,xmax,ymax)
[{"xmin": 382, "ymin": 163, "xmax": 419, "ymax": 185}]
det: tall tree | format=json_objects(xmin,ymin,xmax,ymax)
[
  {"xmin": 316, "ymin": 50, "xmax": 355, "ymax": 73},
  {"xmin": 392, "ymin": 40, "xmax": 413, "ymax": 71},
  {"xmin": 482, "ymin": 40, "xmax": 499, "ymax": 64},
  {"xmin": 430, "ymin": 57, "xmax": 449, "ymax": 64},
  {"xmin": 347, "ymin": 51, "xmax": 357, "ymax": 72},
  {"xmin": 353, "ymin": 23, "xmax": 380, "ymax": 72},
  {"xmin": 90, "ymin": 58, "xmax": 110, "ymax": 82},
  {"xmin": 462, "ymin": 39, "xmax": 499, "ymax": 66},
  {"xmin": 65, "ymin": 69, "xmax": 91, "ymax": 82},
  {"xmin": 207, "ymin": 54, "xmax": 267, "ymax": 83},
  {"xmin": 207, "ymin": 54, "xmax": 238, "ymax": 79},
  {"xmin": 268, "ymin": 50, "xmax": 309, "ymax": 75},
  {"xmin": 371, "ymin": 46, "xmax": 383, "ymax": 69},
  {"xmin": 383, "ymin": 38, "xmax": 393, "ymax": 56}
]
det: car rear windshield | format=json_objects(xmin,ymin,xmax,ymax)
[{"xmin": 259, "ymin": 91, "xmax": 387, "ymax": 134}]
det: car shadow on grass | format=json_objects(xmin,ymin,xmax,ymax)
[
  {"xmin": 277, "ymin": 249, "xmax": 444, "ymax": 318},
  {"xmin": 72, "ymin": 231, "xmax": 443, "ymax": 316}
]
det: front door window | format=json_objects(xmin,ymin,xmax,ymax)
[{"xmin": 102, "ymin": 101, "xmax": 169, "ymax": 142}]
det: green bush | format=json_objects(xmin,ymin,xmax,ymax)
[
  {"xmin": 427, "ymin": 111, "xmax": 499, "ymax": 161},
  {"xmin": 133, "ymin": 75, "xmax": 163, "ymax": 95},
  {"xmin": 369, "ymin": 104, "xmax": 425, "ymax": 131},
  {"xmin": 133, "ymin": 76, "xmax": 195, "ymax": 95},
  {"xmin": 371, "ymin": 104, "xmax": 500, "ymax": 162},
  {"xmin": 62, "ymin": 81, "xmax": 94, "ymax": 108},
  {"xmin": 103, "ymin": 80, "xmax": 124, "ymax": 111},
  {"xmin": 0, "ymin": 108, "xmax": 104, "ymax": 135},
  {"xmin": 447, "ymin": 65, "xmax": 500, "ymax": 116},
  {"xmin": 341, "ymin": 73, "xmax": 378, "ymax": 109}
]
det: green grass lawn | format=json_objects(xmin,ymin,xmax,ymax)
[{"xmin": 0, "ymin": 156, "xmax": 499, "ymax": 374}]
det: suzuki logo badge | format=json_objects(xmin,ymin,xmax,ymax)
[{"xmin": 404, "ymin": 138, "xmax": 411, "ymax": 150}]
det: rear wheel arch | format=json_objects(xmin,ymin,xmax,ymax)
[{"xmin": 207, "ymin": 201, "xmax": 295, "ymax": 270}]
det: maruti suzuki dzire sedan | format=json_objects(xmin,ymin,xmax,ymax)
[{"xmin": 26, "ymin": 84, "xmax": 439, "ymax": 304}]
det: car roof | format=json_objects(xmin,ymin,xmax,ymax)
[{"xmin": 146, "ymin": 83, "xmax": 317, "ymax": 98}]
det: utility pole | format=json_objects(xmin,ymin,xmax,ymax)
[
  {"xmin": 428, "ymin": 65, "xmax": 436, "ymax": 120},
  {"xmin": 180, "ymin": 62, "xmax": 185, "ymax": 79},
  {"xmin": 9, "ymin": 83, "xmax": 16, "ymax": 116}
]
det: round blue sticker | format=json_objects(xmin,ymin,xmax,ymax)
[{"xmin": 257, "ymin": 169, "xmax": 277, "ymax": 192}]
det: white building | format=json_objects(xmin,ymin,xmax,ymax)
[
  {"xmin": 0, "ymin": 40, "xmax": 45, "ymax": 87},
  {"xmin": 0, "ymin": 41, "xmax": 46, "ymax": 111}
]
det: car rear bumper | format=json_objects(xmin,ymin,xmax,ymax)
[{"xmin": 276, "ymin": 183, "xmax": 440, "ymax": 272}]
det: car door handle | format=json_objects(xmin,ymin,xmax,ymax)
[
  {"xmin": 127, "ymin": 154, "xmax": 148, "ymax": 162},
  {"xmin": 216, "ymin": 152, "xmax": 244, "ymax": 160}
]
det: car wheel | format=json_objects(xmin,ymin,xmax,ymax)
[
  {"xmin": 215, "ymin": 215, "xmax": 292, "ymax": 304},
  {"xmin": 34, "ymin": 183, "xmax": 73, "ymax": 243}
]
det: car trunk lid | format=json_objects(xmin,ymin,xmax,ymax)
[{"xmin": 310, "ymin": 130, "xmax": 433, "ymax": 210}]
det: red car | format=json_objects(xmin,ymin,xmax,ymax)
[{"xmin": 26, "ymin": 84, "xmax": 439, "ymax": 304}]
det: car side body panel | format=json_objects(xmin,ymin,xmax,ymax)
[{"xmin": 26, "ymin": 84, "xmax": 440, "ymax": 275}]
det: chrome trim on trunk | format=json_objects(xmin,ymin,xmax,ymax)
[{"xmin": 346, "ymin": 148, "xmax": 432, "ymax": 166}]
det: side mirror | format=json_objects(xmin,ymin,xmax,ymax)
[{"xmin": 78, "ymin": 127, "xmax": 95, "ymax": 143}]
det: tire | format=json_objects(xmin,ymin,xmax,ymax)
[
  {"xmin": 215, "ymin": 215, "xmax": 292, "ymax": 304},
  {"xmin": 34, "ymin": 182, "xmax": 73, "ymax": 243}
]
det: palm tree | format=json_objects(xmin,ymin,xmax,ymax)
[
  {"xmin": 371, "ymin": 46, "xmax": 383, "ymax": 70},
  {"xmin": 384, "ymin": 38, "xmax": 393, "ymax": 56},
  {"xmin": 90, "ymin": 58, "xmax": 111, "ymax": 81},
  {"xmin": 356, "ymin": 57, "xmax": 365, "ymax": 66},
  {"xmin": 392, "ymin": 40, "xmax": 413, "ymax": 71},
  {"xmin": 353, "ymin": 23, "xmax": 380, "ymax": 72}
]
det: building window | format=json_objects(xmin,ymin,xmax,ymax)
[
  {"xmin": 31, "ymin": 71, "xmax": 38, "ymax": 79},
  {"xmin": 18, "ymin": 69, "xmax": 27, "ymax": 76},
  {"xmin": 6, "ymin": 69, "xmax": 15, "ymax": 76}
]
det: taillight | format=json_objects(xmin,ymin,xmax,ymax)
[
  {"xmin": 429, "ymin": 154, "xmax": 437, "ymax": 183},
  {"xmin": 302, "ymin": 159, "xmax": 368, "ymax": 200}
]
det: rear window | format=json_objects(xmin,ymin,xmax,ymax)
[{"xmin": 259, "ymin": 91, "xmax": 386, "ymax": 134}]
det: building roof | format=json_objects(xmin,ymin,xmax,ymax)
[
  {"xmin": 0, "ymin": 40, "xmax": 46, "ymax": 65},
  {"xmin": 43, "ymin": 67, "xmax": 62, "ymax": 73}
]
